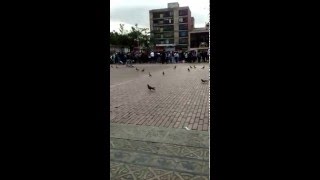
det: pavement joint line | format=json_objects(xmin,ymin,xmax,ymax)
[
  {"xmin": 110, "ymin": 159, "xmax": 209, "ymax": 176},
  {"xmin": 110, "ymin": 146, "xmax": 208, "ymax": 162},
  {"xmin": 110, "ymin": 124, "xmax": 209, "ymax": 148},
  {"xmin": 110, "ymin": 137, "xmax": 209, "ymax": 150}
]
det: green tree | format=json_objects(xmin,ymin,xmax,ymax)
[{"xmin": 110, "ymin": 23, "xmax": 151, "ymax": 50}]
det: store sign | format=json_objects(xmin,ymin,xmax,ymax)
[{"xmin": 156, "ymin": 44, "xmax": 175, "ymax": 47}]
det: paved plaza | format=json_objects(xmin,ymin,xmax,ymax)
[{"xmin": 110, "ymin": 63, "xmax": 210, "ymax": 179}]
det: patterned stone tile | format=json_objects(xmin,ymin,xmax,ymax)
[
  {"xmin": 110, "ymin": 150, "xmax": 134, "ymax": 163},
  {"xmin": 130, "ymin": 140, "xmax": 149, "ymax": 149},
  {"xmin": 133, "ymin": 168, "xmax": 155, "ymax": 179},
  {"xmin": 116, "ymin": 173, "xmax": 135, "ymax": 180},
  {"xmin": 127, "ymin": 164, "xmax": 146, "ymax": 172},
  {"xmin": 203, "ymin": 149, "xmax": 209, "ymax": 161},
  {"xmin": 164, "ymin": 144, "xmax": 184, "ymax": 156},
  {"xmin": 130, "ymin": 153, "xmax": 154, "ymax": 166},
  {"xmin": 111, "ymin": 139, "xmax": 133, "ymax": 150},
  {"xmin": 174, "ymin": 172, "xmax": 195, "ymax": 180},
  {"xmin": 175, "ymin": 160, "xmax": 203, "ymax": 174},
  {"xmin": 145, "ymin": 142, "xmax": 162, "ymax": 153},
  {"xmin": 111, "ymin": 161, "xmax": 122, "ymax": 167},
  {"xmin": 191, "ymin": 176, "xmax": 209, "ymax": 180},
  {"xmin": 143, "ymin": 129, "xmax": 169, "ymax": 141},
  {"xmin": 158, "ymin": 172, "xmax": 175, "ymax": 180},
  {"xmin": 110, "ymin": 161, "xmax": 210, "ymax": 180},
  {"xmin": 114, "ymin": 164, "xmax": 131, "ymax": 178},
  {"xmin": 202, "ymin": 162, "xmax": 209, "ymax": 175},
  {"xmin": 110, "ymin": 164, "xmax": 122, "ymax": 178},
  {"xmin": 151, "ymin": 168, "xmax": 172, "ymax": 177},
  {"xmin": 183, "ymin": 147, "xmax": 205, "ymax": 160},
  {"xmin": 110, "ymin": 137, "xmax": 209, "ymax": 162},
  {"xmin": 149, "ymin": 157, "xmax": 177, "ymax": 169},
  {"xmin": 135, "ymin": 146, "xmax": 154, "ymax": 154},
  {"xmin": 110, "ymin": 123, "xmax": 209, "ymax": 148}
]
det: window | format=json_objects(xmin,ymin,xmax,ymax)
[
  {"xmin": 163, "ymin": 25, "xmax": 174, "ymax": 31},
  {"xmin": 163, "ymin": 32, "xmax": 174, "ymax": 38},
  {"xmin": 164, "ymin": 18, "xmax": 173, "ymax": 24},
  {"xmin": 179, "ymin": 9, "xmax": 188, "ymax": 16},
  {"xmin": 155, "ymin": 39, "xmax": 165, "ymax": 44},
  {"xmin": 153, "ymin": 12, "xmax": 160, "ymax": 18},
  {"xmin": 179, "ymin": 31, "xmax": 188, "ymax": 37},
  {"xmin": 179, "ymin": 24, "xmax": 188, "ymax": 30},
  {"xmin": 179, "ymin": 17, "xmax": 188, "ymax": 23},
  {"xmin": 164, "ymin": 11, "xmax": 173, "ymax": 17},
  {"xmin": 153, "ymin": 20, "xmax": 159, "ymax": 24},
  {"xmin": 190, "ymin": 32, "xmax": 209, "ymax": 48},
  {"xmin": 179, "ymin": 38, "xmax": 188, "ymax": 44},
  {"xmin": 154, "ymin": 33, "xmax": 162, "ymax": 38}
]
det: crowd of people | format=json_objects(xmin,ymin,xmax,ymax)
[{"xmin": 110, "ymin": 50, "xmax": 209, "ymax": 64}]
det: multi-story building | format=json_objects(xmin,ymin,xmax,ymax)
[
  {"xmin": 149, "ymin": 2, "xmax": 194, "ymax": 52},
  {"xmin": 188, "ymin": 23, "xmax": 209, "ymax": 53}
]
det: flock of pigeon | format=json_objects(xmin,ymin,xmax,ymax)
[{"xmin": 111, "ymin": 64, "xmax": 209, "ymax": 91}]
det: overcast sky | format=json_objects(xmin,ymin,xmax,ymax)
[{"xmin": 110, "ymin": 0, "xmax": 209, "ymax": 32}]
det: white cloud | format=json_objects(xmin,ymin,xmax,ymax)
[{"xmin": 110, "ymin": 0, "xmax": 209, "ymax": 32}]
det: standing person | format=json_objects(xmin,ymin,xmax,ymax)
[
  {"xmin": 171, "ymin": 51, "xmax": 175, "ymax": 63},
  {"xmin": 176, "ymin": 51, "xmax": 179, "ymax": 63},
  {"xmin": 167, "ymin": 51, "xmax": 171, "ymax": 63},
  {"xmin": 174, "ymin": 52, "xmax": 178, "ymax": 63},
  {"xmin": 161, "ymin": 51, "xmax": 166, "ymax": 64},
  {"xmin": 193, "ymin": 51, "xmax": 197, "ymax": 63},
  {"xmin": 206, "ymin": 50, "xmax": 209, "ymax": 62},
  {"xmin": 188, "ymin": 51, "xmax": 192, "ymax": 63},
  {"xmin": 201, "ymin": 51, "xmax": 206, "ymax": 63},
  {"xmin": 184, "ymin": 52, "xmax": 188, "ymax": 63},
  {"xmin": 180, "ymin": 51, "xmax": 184, "ymax": 63},
  {"xmin": 197, "ymin": 51, "xmax": 201, "ymax": 63},
  {"xmin": 150, "ymin": 51, "xmax": 154, "ymax": 63}
]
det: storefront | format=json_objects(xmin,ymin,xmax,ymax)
[
  {"xmin": 188, "ymin": 28, "xmax": 209, "ymax": 53},
  {"xmin": 154, "ymin": 44, "xmax": 176, "ymax": 52}
]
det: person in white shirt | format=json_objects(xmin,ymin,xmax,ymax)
[
  {"xmin": 150, "ymin": 51, "xmax": 154, "ymax": 63},
  {"xmin": 174, "ymin": 52, "xmax": 179, "ymax": 63}
]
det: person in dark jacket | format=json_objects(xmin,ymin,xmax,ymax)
[{"xmin": 161, "ymin": 50, "xmax": 166, "ymax": 64}]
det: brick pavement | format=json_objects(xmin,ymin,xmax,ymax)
[{"xmin": 110, "ymin": 63, "xmax": 210, "ymax": 131}]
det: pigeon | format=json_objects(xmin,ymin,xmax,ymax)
[
  {"xmin": 201, "ymin": 66, "xmax": 205, "ymax": 69},
  {"xmin": 163, "ymin": 71, "xmax": 165, "ymax": 75},
  {"xmin": 136, "ymin": 67, "xmax": 139, "ymax": 71},
  {"xmin": 149, "ymin": 72, "xmax": 152, "ymax": 77},
  {"xmin": 141, "ymin": 68, "xmax": 144, "ymax": 72},
  {"xmin": 174, "ymin": 66, "xmax": 176, "ymax": 69},
  {"xmin": 147, "ymin": 84, "xmax": 155, "ymax": 90},
  {"xmin": 201, "ymin": 79, "xmax": 209, "ymax": 83},
  {"xmin": 190, "ymin": 66, "xmax": 193, "ymax": 68},
  {"xmin": 111, "ymin": 66, "xmax": 113, "ymax": 68},
  {"xmin": 116, "ymin": 66, "xmax": 118, "ymax": 68},
  {"xmin": 188, "ymin": 68, "xmax": 190, "ymax": 72},
  {"xmin": 194, "ymin": 65, "xmax": 196, "ymax": 68}
]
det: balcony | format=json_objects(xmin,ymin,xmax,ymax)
[{"xmin": 179, "ymin": 9, "xmax": 188, "ymax": 16}]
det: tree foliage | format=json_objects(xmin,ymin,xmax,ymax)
[{"xmin": 110, "ymin": 24, "xmax": 152, "ymax": 50}]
